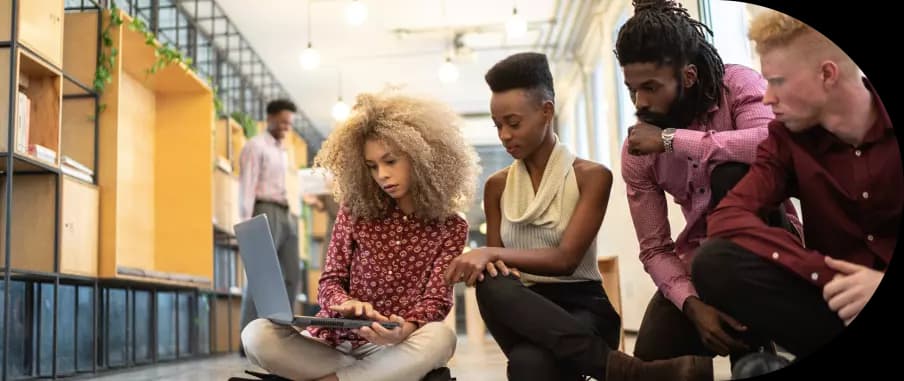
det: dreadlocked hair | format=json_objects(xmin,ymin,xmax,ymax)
[{"xmin": 615, "ymin": 0, "xmax": 725, "ymax": 121}]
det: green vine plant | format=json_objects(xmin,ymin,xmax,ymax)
[
  {"xmin": 231, "ymin": 111, "xmax": 258, "ymax": 138},
  {"xmin": 93, "ymin": 2, "xmax": 124, "ymax": 113},
  {"xmin": 92, "ymin": 2, "xmax": 238, "ymax": 117},
  {"xmin": 208, "ymin": 76, "xmax": 225, "ymax": 116},
  {"xmin": 126, "ymin": 17, "xmax": 192, "ymax": 75}
]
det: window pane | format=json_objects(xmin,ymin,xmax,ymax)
[
  {"xmin": 157, "ymin": 0, "xmax": 178, "ymax": 46},
  {"xmin": 157, "ymin": 292, "xmax": 177, "ymax": 360},
  {"xmin": 38, "ymin": 283, "xmax": 54, "ymax": 376},
  {"xmin": 591, "ymin": 63, "xmax": 612, "ymax": 166},
  {"xmin": 709, "ymin": 0, "xmax": 754, "ymax": 68},
  {"xmin": 575, "ymin": 95, "xmax": 589, "ymax": 158},
  {"xmin": 215, "ymin": 246, "xmax": 229, "ymax": 291},
  {"xmin": 134, "ymin": 290, "xmax": 152, "ymax": 363},
  {"xmin": 1, "ymin": 280, "xmax": 31, "ymax": 377},
  {"xmin": 613, "ymin": 11, "xmax": 636, "ymax": 142},
  {"xmin": 178, "ymin": 292, "xmax": 193, "ymax": 357},
  {"xmin": 77, "ymin": 286, "xmax": 94, "ymax": 371},
  {"xmin": 107, "ymin": 288, "xmax": 127, "ymax": 367},
  {"xmin": 197, "ymin": 294, "xmax": 211, "ymax": 355},
  {"xmin": 57, "ymin": 285, "xmax": 77, "ymax": 375}
]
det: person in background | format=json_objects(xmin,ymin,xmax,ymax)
[{"xmin": 237, "ymin": 99, "xmax": 301, "ymax": 356}]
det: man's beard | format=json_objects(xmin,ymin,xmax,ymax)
[{"xmin": 635, "ymin": 83, "xmax": 700, "ymax": 129}]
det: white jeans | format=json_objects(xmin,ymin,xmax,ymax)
[{"xmin": 241, "ymin": 319, "xmax": 456, "ymax": 381}]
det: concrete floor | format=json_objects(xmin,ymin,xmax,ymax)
[{"xmin": 85, "ymin": 333, "xmax": 734, "ymax": 381}]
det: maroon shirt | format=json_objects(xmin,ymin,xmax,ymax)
[
  {"xmin": 308, "ymin": 205, "xmax": 468, "ymax": 347},
  {"xmin": 707, "ymin": 79, "xmax": 901, "ymax": 286}
]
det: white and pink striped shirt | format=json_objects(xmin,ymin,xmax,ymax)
[
  {"xmin": 621, "ymin": 64, "xmax": 802, "ymax": 309},
  {"xmin": 238, "ymin": 131, "xmax": 289, "ymax": 220}
]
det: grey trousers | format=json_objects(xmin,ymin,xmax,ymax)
[{"xmin": 240, "ymin": 201, "xmax": 300, "ymax": 333}]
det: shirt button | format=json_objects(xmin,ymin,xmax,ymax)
[
  {"xmin": 772, "ymin": 252, "xmax": 780, "ymax": 260},
  {"xmin": 867, "ymin": 234, "xmax": 875, "ymax": 242},
  {"xmin": 811, "ymin": 272, "xmax": 819, "ymax": 281},
  {"xmin": 855, "ymin": 150, "xmax": 862, "ymax": 157},
  {"xmin": 862, "ymin": 192, "xmax": 870, "ymax": 199}
]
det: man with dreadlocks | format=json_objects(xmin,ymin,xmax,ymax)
[{"xmin": 615, "ymin": 0, "xmax": 801, "ymax": 366}]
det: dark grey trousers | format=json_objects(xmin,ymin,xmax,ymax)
[{"xmin": 239, "ymin": 201, "xmax": 300, "ymax": 332}]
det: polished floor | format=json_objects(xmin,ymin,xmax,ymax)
[{"xmin": 85, "ymin": 333, "xmax": 734, "ymax": 381}]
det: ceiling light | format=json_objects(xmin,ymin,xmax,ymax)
[
  {"xmin": 332, "ymin": 97, "xmax": 350, "ymax": 121},
  {"xmin": 300, "ymin": 42, "xmax": 320, "ymax": 70},
  {"xmin": 438, "ymin": 57, "xmax": 459, "ymax": 83},
  {"xmin": 506, "ymin": 7, "xmax": 527, "ymax": 38},
  {"xmin": 346, "ymin": 0, "xmax": 368, "ymax": 26}
]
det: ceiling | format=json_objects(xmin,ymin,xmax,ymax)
[{"xmin": 215, "ymin": 0, "xmax": 563, "ymax": 135}]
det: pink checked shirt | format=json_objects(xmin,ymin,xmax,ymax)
[
  {"xmin": 238, "ymin": 131, "xmax": 289, "ymax": 220},
  {"xmin": 621, "ymin": 64, "xmax": 801, "ymax": 309},
  {"xmin": 308, "ymin": 205, "xmax": 468, "ymax": 348}
]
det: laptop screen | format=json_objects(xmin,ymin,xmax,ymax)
[{"xmin": 234, "ymin": 215, "xmax": 293, "ymax": 323}]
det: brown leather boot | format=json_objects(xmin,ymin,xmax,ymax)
[{"xmin": 605, "ymin": 351, "xmax": 713, "ymax": 381}]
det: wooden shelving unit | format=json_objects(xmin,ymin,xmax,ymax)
[
  {"xmin": 0, "ymin": 1, "xmax": 322, "ymax": 378},
  {"xmin": 65, "ymin": 10, "xmax": 214, "ymax": 284},
  {"xmin": 0, "ymin": 173, "xmax": 57, "ymax": 273},
  {"xmin": 0, "ymin": 48, "xmax": 63, "ymax": 170},
  {"xmin": 0, "ymin": 0, "xmax": 65, "ymax": 67},
  {"xmin": 60, "ymin": 176, "xmax": 99, "ymax": 277}
]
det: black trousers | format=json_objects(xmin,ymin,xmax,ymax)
[
  {"xmin": 475, "ymin": 275, "xmax": 621, "ymax": 381},
  {"xmin": 691, "ymin": 239, "xmax": 845, "ymax": 358},
  {"xmin": 634, "ymin": 162, "xmax": 793, "ymax": 362}
]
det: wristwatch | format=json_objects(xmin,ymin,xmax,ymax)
[{"xmin": 661, "ymin": 128, "xmax": 676, "ymax": 153}]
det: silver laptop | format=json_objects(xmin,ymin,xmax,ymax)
[{"xmin": 234, "ymin": 214, "xmax": 398, "ymax": 329}]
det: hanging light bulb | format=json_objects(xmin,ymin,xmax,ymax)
[
  {"xmin": 300, "ymin": 42, "xmax": 320, "ymax": 70},
  {"xmin": 438, "ymin": 57, "xmax": 459, "ymax": 83},
  {"xmin": 345, "ymin": 0, "xmax": 368, "ymax": 26},
  {"xmin": 332, "ymin": 97, "xmax": 351, "ymax": 122},
  {"xmin": 506, "ymin": 7, "xmax": 527, "ymax": 38},
  {"xmin": 301, "ymin": 1, "xmax": 320, "ymax": 70}
]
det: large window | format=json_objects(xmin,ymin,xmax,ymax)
[
  {"xmin": 559, "ymin": 108, "xmax": 575, "ymax": 153},
  {"xmin": 590, "ymin": 62, "xmax": 611, "ymax": 166},
  {"xmin": 709, "ymin": 0, "xmax": 755, "ymax": 68},
  {"xmin": 574, "ymin": 93, "xmax": 590, "ymax": 159},
  {"xmin": 613, "ymin": 11, "xmax": 635, "ymax": 143}
]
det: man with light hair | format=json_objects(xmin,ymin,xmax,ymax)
[{"xmin": 690, "ymin": 8, "xmax": 900, "ymax": 371}]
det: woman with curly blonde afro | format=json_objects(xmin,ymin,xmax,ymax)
[{"xmin": 241, "ymin": 90, "xmax": 479, "ymax": 381}]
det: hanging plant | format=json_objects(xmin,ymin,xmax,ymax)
[
  {"xmin": 208, "ymin": 76, "xmax": 226, "ymax": 116},
  {"xmin": 126, "ymin": 17, "xmax": 192, "ymax": 75},
  {"xmin": 93, "ymin": 2, "xmax": 124, "ymax": 112},
  {"xmin": 231, "ymin": 111, "xmax": 258, "ymax": 138},
  {"xmin": 94, "ymin": 2, "xmax": 234, "ymax": 116}
]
